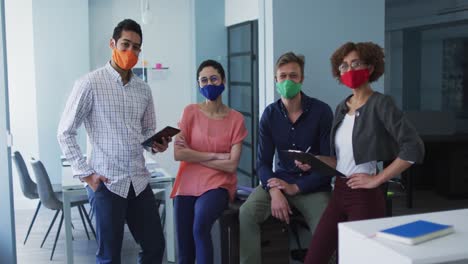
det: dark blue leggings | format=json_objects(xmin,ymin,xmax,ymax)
[{"xmin": 174, "ymin": 188, "xmax": 229, "ymax": 264}]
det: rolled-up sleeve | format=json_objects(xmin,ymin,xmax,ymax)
[{"xmin": 378, "ymin": 96, "xmax": 425, "ymax": 163}]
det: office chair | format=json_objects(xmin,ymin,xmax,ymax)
[
  {"xmin": 30, "ymin": 158, "xmax": 95, "ymax": 260},
  {"xmin": 12, "ymin": 151, "xmax": 61, "ymax": 245}
]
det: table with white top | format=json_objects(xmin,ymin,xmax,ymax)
[
  {"xmin": 338, "ymin": 209, "xmax": 468, "ymax": 264},
  {"xmin": 62, "ymin": 166, "xmax": 175, "ymax": 264}
]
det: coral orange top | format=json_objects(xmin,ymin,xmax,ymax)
[{"xmin": 170, "ymin": 104, "xmax": 248, "ymax": 201}]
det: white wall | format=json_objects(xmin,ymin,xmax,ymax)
[
  {"xmin": 194, "ymin": 0, "xmax": 227, "ymax": 103},
  {"xmin": 33, "ymin": 0, "xmax": 90, "ymax": 185},
  {"xmin": 225, "ymin": 0, "xmax": 259, "ymax": 26},
  {"xmin": 258, "ymin": 0, "xmax": 274, "ymax": 115},
  {"xmin": 5, "ymin": 0, "xmax": 39, "ymax": 209},
  {"xmin": 89, "ymin": 0, "xmax": 193, "ymax": 176},
  {"xmin": 0, "ymin": 0, "xmax": 17, "ymax": 259},
  {"xmin": 145, "ymin": 1, "xmax": 193, "ymax": 176},
  {"xmin": 5, "ymin": 0, "xmax": 86, "ymax": 208},
  {"xmin": 7, "ymin": 0, "xmax": 89, "ymax": 209}
]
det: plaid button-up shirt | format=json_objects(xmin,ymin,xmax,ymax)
[{"xmin": 58, "ymin": 62, "xmax": 156, "ymax": 198}]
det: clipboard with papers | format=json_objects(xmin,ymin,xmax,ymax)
[{"xmin": 282, "ymin": 150, "xmax": 346, "ymax": 177}]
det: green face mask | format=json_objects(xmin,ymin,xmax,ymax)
[{"xmin": 276, "ymin": 79, "xmax": 302, "ymax": 99}]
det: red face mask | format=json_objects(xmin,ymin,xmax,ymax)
[{"xmin": 340, "ymin": 68, "xmax": 370, "ymax": 89}]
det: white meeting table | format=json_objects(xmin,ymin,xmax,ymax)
[
  {"xmin": 339, "ymin": 208, "xmax": 468, "ymax": 264},
  {"xmin": 62, "ymin": 167, "xmax": 175, "ymax": 264}
]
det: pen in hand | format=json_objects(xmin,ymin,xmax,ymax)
[{"xmin": 294, "ymin": 146, "xmax": 312, "ymax": 172}]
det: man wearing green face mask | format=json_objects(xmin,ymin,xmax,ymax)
[
  {"xmin": 239, "ymin": 52, "xmax": 334, "ymax": 263},
  {"xmin": 276, "ymin": 77, "xmax": 302, "ymax": 99}
]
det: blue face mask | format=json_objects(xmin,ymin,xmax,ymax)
[{"xmin": 199, "ymin": 84, "xmax": 225, "ymax": 101}]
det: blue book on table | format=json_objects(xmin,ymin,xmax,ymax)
[{"xmin": 376, "ymin": 220, "xmax": 454, "ymax": 245}]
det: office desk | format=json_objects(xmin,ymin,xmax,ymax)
[
  {"xmin": 339, "ymin": 209, "xmax": 468, "ymax": 264},
  {"xmin": 62, "ymin": 168, "xmax": 175, "ymax": 264}
]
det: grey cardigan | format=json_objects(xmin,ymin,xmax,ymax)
[{"xmin": 331, "ymin": 92, "xmax": 425, "ymax": 164}]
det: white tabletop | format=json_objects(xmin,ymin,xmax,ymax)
[
  {"xmin": 61, "ymin": 163, "xmax": 172, "ymax": 190},
  {"xmin": 339, "ymin": 209, "xmax": 468, "ymax": 264}
]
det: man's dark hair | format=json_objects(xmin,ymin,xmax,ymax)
[
  {"xmin": 196, "ymin": 59, "xmax": 226, "ymax": 81},
  {"xmin": 112, "ymin": 19, "xmax": 143, "ymax": 44}
]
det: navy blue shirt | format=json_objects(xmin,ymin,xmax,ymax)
[{"xmin": 257, "ymin": 92, "xmax": 333, "ymax": 194}]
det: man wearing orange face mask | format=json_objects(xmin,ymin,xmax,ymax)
[{"xmin": 58, "ymin": 19, "xmax": 168, "ymax": 263}]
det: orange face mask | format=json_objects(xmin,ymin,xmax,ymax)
[{"xmin": 112, "ymin": 48, "xmax": 138, "ymax": 70}]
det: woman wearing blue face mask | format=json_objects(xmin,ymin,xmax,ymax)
[{"xmin": 171, "ymin": 60, "xmax": 248, "ymax": 264}]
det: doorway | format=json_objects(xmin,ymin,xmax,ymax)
[{"xmin": 227, "ymin": 20, "xmax": 259, "ymax": 187}]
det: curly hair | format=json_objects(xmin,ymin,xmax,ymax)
[{"xmin": 330, "ymin": 42, "xmax": 384, "ymax": 83}]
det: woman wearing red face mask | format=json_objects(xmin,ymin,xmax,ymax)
[{"xmin": 304, "ymin": 42, "xmax": 425, "ymax": 263}]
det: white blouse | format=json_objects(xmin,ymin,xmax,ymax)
[{"xmin": 335, "ymin": 114, "xmax": 376, "ymax": 177}]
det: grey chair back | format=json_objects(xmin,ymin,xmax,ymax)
[
  {"xmin": 12, "ymin": 151, "xmax": 38, "ymax": 199},
  {"xmin": 30, "ymin": 159, "xmax": 62, "ymax": 211}
]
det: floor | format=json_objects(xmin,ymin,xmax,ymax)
[
  {"xmin": 14, "ymin": 188, "xmax": 468, "ymax": 264},
  {"xmin": 15, "ymin": 204, "xmax": 167, "ymax": 264}
]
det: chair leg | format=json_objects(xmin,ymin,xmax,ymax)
[
  {"xmin": 40, "ymin": 210, "xmax": 60, "ymax": 248},
  {"xmin": 50, "ymin": 211, "xmax": 64, "ymax": 261},
  {"xmin": 77, "ymin": 205, "xmax": 90, "ymax": 240},
  {"xmin": 289, "ymin": 221, "xmax": 303, "ymax": 249},
  {"xmin": 82, "ymin": 204, "xmax": 97, "ymax": 240},
  {"xmin": 160, "ymin": 203, "xmax": 166, "ymax": 228},
  {"xmin": 24, "ymin": 201, "xmax": 41, "ymax": 245},
  {"xmin": 88, "ymin": 204, "xmax": 94, "ymax": 221}
]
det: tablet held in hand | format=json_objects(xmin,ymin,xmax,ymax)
[{"xmin": 142, "ymin": 126, "xmax": 180, "ymax": 147}]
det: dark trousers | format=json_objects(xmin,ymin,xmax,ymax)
[
  {"xmin": 86, "ymin": 182, "xmax": 165, "ymax": 264},
  {"xmin": 304, "ymin": 177, "xmax": 386, "ymax": 264},
  {"xmin": 174, "ymin": 188, "xmax": 229, "ymax": 264}
]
